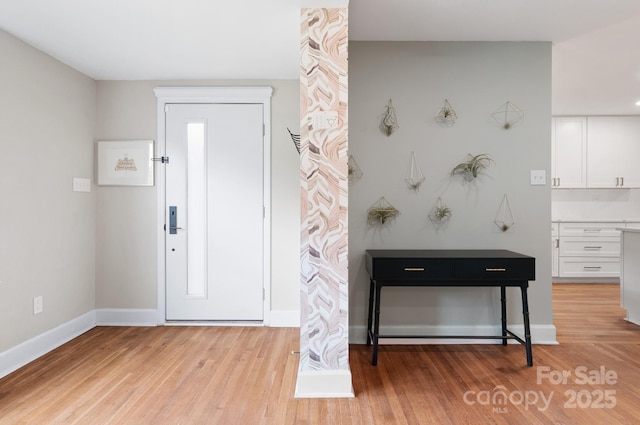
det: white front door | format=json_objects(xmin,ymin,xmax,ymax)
[{"xmin": 165, "ymin": 103, "xmax": 264, "ymax": 321}]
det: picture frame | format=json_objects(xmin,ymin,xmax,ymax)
[{"xmin": 97, "ymin": 140, "xmax": 154, "ymax": 186}]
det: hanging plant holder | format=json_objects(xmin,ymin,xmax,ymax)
[
  {"xmin": 428, "ymin": 197, "xmax": 452, "ymax": 225},
  {"xmin": 348, "ymin": 155, "xmax": 363, "ymax": 182},
  {"xmin": 367, "ymin": 197, "xmax": 400, "ymax": 225},
  {"xmin": 491, "ymin": 101, "xmax": 524, "ymax": 130},
  {"xmin": 405, "ymin": 151, "xmax": 425, "ymax": 191},
  {"xmin": 287, "ymin": 128, "xmax": 301, "ymax": 154},
  {"xmin": 494, "ymin": 194, "xmax": 515, "ymax": 232},
  {"xmin": 451, "ymin": 153, "xmax": 493, "ymax": 182},
  {"xmin": 379, "ymin": 99, "xmax": 399, "ymax": 136},
  {"xmin": 434, "ymin": 98, "xmax": 458, "ymax": 127}
]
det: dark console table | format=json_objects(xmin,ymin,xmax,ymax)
[{"xmin": 365, "ymin": 249, "xmax": 535, "ymax": 366}]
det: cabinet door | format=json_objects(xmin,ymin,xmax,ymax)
[
  {"xmin": 552, "ymin": 117, "xmax": 586, "ymax": 188},
  {"xmin": 586, "ymin": 117, "xmax": 618, "ymax": 188},
  {"xmin": 552, "ymin": 223, "xmax": 559, "ymax": 278},
  {"xmin": 614, "ymin": 117, "xmax": 640, "ymax": 188}
]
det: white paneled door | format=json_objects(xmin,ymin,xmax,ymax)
[{"xmin": 165, "ymin": 103, "xmax": 264, "ymax": 321}]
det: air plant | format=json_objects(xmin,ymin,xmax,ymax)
[
  {"xmin": 434, "ymin": 205, "xmax": 452, "ymax": 221},
  {"xmin": 429, "ymin": 197, "xmax": 452, "ymax": 225},
  {"xmin": 451, "ymin": 153, "xmax": 493, "ymax": 181},
  {"xmin": 367, "ymin": 197, "xmax": 400, "ymax": 225}
]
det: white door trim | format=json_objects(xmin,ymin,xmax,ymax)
[{"xmin": 154, "ymin": 86, "xmax": 273, "ymax": 325}]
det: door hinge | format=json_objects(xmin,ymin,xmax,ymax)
[{"xmin": 151, "ymin": 156, "xmax": 170, "ymax": 164}]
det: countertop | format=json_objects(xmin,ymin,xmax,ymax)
[{"xmin": 553, "ymin": 219, "xmax": 640, "ymax": 223}]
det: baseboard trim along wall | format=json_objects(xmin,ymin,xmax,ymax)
[
  {"xmin": 0, "ymin": 311, "xmax": 96, "ymax": 379},
  {"xmin": 295, "ymin": 369, "xmax": 355, "ymax": 399}
]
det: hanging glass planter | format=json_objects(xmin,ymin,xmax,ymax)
[
  {"xmin": 348, "ymin": 155, "xmax": 363, "ymax": 182},
  {"xmin": 491, "ymin": 101, "xmax": 524, "ymax": 130},
  {"xmin": 494, "ymin": 194, "xmax": 515, "ymax": 232},
  {"xmin": 428, "ymin": 197, "xmax": 452, "ymax": 225},
  {"xmin": 434, "ymin": 98, "xmax": 458, "ymax": 127},
  {"xmin": 379, "ymin": 99, "xmax": 399, "ymax": 136},
  {"xmin": 367, "ymin": 197, "xmax": 400, "ymax": 225},
  {"xmin": 405, "ymin": 151, "xmax": 425, "ymax": 191}
]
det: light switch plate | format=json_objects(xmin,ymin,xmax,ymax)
[
  {"xmin": 530, "ymin": 170, "xmax": 546, "ymax": 186},
  {"xmin": 73, "ymin": 177, "xmax": 91, "ymax": 192},
  {"xmin": 311, "ymin": 111, "xmax": 339, "ymax": 130}
]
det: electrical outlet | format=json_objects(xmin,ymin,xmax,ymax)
[{"xmin": 33, "ymin": 296, "xmax": 43, "ymax": 315}]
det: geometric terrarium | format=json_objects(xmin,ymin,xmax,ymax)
[
  {"xmin": 348, "ymin": 155, "xmax": 363, "ymax": 182},
  {"xmin": 491, "ymin": 101, "xmax": 524, "ymax": 130},
  {"xmin": 367, "ymin": 196, "xmax": 400, "ymax": 225},
  {"xmin": 494, "ymin": 193, "xmax": 515, "ymax": 232},
  {"xmin": 434, "ymin": 98, "xmax": 458, "ymax": 127},
  {"xmin": 379, "ymin": 99, "xmax": 399, "ymax": 136},
  {"xmin": 428, "ymin": 197, "xmax": 452, "ymax": 226},
  {"xmin": 405, "ymin": 151, "xmax": 425, "ymax": 191}
]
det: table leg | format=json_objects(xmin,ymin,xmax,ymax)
[
  {"xmin": 366, "ymin": 278, "xmax": 375, "ymax": 346},
  {"xmin": 500, "ymin": 285, "xmax": 507, "ymax": 346},
  {"xmin": 520, "ymin": 284, "xmax": 533, "ymax": 366},
  {"xmin": 372, "ymin": 283, "xmax": 382, "ymax": 366}
]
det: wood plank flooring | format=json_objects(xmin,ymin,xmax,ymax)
[{"xmin": 1, "ymin": 284, "xmax": 640, "ymax": 424}]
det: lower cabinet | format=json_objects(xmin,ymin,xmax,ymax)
[{"xmin": 555, "ymin": 222, "xmax": 622, "ymax": 279}]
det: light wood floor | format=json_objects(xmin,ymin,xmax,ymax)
[{"xmin": 2, "ymin": 284, "xmax": 640, "ymax": 424}]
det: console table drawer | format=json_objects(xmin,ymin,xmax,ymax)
[
  {"xmin": 368, "ymin": 258, "xmax": 453, "ymax": 281},
  {"xmin": 454, "ymin": 258, "xmax": 535, "ymax": 280}
]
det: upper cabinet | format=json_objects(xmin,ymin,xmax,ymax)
[
  {"xmin": 552, "ymin": 117, "xmax": 587, "ymax": 188},
  {"xmin": 586, "ymin": 116, "xmax": 640, "ymax": 188},
  {"xmin": 552, "ymin": 116, "xmax": 640, "ymax": 189}
]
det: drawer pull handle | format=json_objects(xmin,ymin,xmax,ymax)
[
  {"xmin": 404, "ymin": 267, "xmax": 425, "ymax": 272},
  {"xmin": 486, "ymin": 268, "xmax": 506, "ymax": 272},
  {"xmin": 584, "ymin": 229, "xmax": 602, "ymax": 232},
  {"xmin": 584, "ymin": 246, "xmax": 602, "ymax": 249},
  {"xmin": 584, "ymin": 266, "xmax": 602, "ymax": 270}
]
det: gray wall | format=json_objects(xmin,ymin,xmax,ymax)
[
  {"xmin": 348, "ymin": 42, "xmax": 553, "ymax": 340},
  {"xmin": 0, "ymin": 30, "xmax": 96, "ymax": 352}
]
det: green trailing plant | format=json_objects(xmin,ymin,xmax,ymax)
[{"xmin": 451, "ymin": 153, "xmax": 493, "ymax": 181}]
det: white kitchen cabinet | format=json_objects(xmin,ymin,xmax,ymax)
[
  {"xmin": 552, "ymin": 223, "xmax": 559, "ymax": 278},
  {"xmin": 551, "ymin": 117, "xmax": 587, "ymax": 188},
  {"xmin": 557, "ymin": 222, "xmax": 622, "ymax": 278},
  {"xmin": 586, "ymin": 116, "xmax": 640, "ymax": 188}
]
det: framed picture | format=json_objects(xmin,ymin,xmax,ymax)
[{"xmin": 97, "ymin": 140, "xmax": 154, "ymax": 186}]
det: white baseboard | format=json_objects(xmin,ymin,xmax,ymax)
[
  {"xmin": 270, "ymin": 310, "xmax": 300, "ymax": 327},
  {"xmin": 294, "ymin": 369, "xmax": 354, "ymax": 398},
  {"xmin": 349, "ymin": 324, "xmax": 558, "ymax": 345},
  {"xmin": 95, "ymin": 309, "xmax": 158, "ymax": 326},
  {"xmin": 0, "ymin": 311, "xmax": 96, "ymax": 379}
]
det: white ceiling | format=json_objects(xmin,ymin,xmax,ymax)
[{"xmin": 1, "ymin": 0, "xmax": 640, "ymax": 114}]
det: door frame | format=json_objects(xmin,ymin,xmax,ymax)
[{"xmin": 154, "ymin": 86, "xmax": 273, "ymax": 325}]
